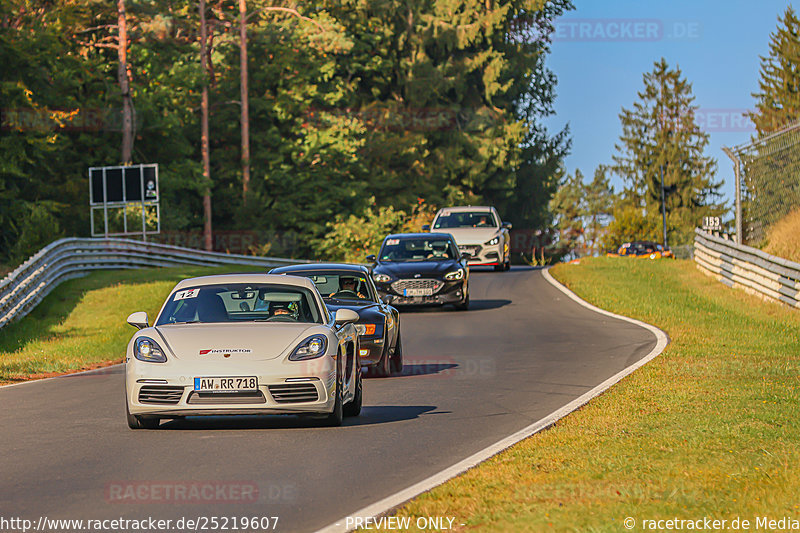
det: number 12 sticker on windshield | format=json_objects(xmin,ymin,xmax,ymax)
[{"xmin": 174, "ymin": 288, "xmax": 200, "ymax": 301}]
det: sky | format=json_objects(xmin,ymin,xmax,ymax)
[{"xmin": 542, "ymin": 0, "xmax": 791, "ymax": 209}]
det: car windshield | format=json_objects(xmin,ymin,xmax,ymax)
[
  {"xmin": 156, "ymin": 283, "xmax": 322, "ymax": 325},
  {"xmin": 295, "ymin": 271, "xmax": 375, "ymax": 302},
  {"xmin": 433, "ymin": 211, "xmax": 496, "ymax": 229},
  {"xmin": 379, "ymin": 237, "xmax": 457, "ymax": 262}
]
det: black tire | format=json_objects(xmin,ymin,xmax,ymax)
[
  {"xmin": 372, "ymin": 341, "xmax": 392, "ymax": 378},
  {"xmin": 126, "ymin": 400, "xmax": 159, "ymax": 430},
  {"xmin": 343, "ymin": 367, "xmax": 362, "ymax": 417},
  {"xmin": 390, "ymin": 333, "xmax": 403, "ymax": 375},
  {"xmin": 504, "ymin": 259, "xmax": 511, "ymax": 271},
  {"xmin": 454, "ymin": 294, "xmax": 470, "ymax": 311},
  {"xmin": 493, "ymin": 262, "xmax": 504, "ymax": 271},
  {"xmin": 321, "ymin": 367, "xmax": 344, "ymax": 426}
]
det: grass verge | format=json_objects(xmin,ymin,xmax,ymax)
[
  {"xmin": 0, "ymin": 265, "xmax": 250, "ymax": 384},
  {"xmin": 379, "ymin": 258, "xmax": 800, "ymax": 532}
]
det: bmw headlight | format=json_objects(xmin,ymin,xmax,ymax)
[
  {"xmin": 444, "ymin": 268, "xmax": 464, "ymax": 281},
  {"xmin": 134, "ymin": 336, "xmax": 167, "ymax": 363},
  {"xmin": 485, "ymin": 236, "xmax": 500, "ymax": 246},
  {"xmin": 372, "ymin": 273, "xmax": 391, "ymax": 283},
  {"xmin": 354, "ymin": 324, "xmax": 377, "ymax": 336},
  {"xmin": 289, "ymin": 335, "xmax": 328, "ymax": 361}
]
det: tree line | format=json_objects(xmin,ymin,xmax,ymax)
[
  {"xmin": 550, "ymin": 6, "xmax": 800, "ymax": 258},
  {"xmin": 0, "ymin": 0, "xmax": 573, "ymax": 264}
]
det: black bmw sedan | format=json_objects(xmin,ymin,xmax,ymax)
[
  {"xmin": 269, "ymin": 263, "xmax": 402, "ymax": 377},
  {"xmin": 369, "ymin": 233, "xmax": 470, "ymax": 311}
]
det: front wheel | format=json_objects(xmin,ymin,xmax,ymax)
[
  {"xmin": 390, "ymin": 333, "xmax": 403, "ymax": 375},
  {"xmin": 372, "ymin": 341, "xmax": 392, "ymax": 378},
  {"xmin": 321, "ymin": 369, "xmax": 344, "ymax": 426},
  {"xmin": 454, "ymin": 294, "xmax": 470, "ymax": 311},
  {"xmin": 126, "ymin": 400, "xmax": 159, "ymax": 430},
  {"xmin": 343, "ymin": 367, "xmax": 362, "ymax": 417}
]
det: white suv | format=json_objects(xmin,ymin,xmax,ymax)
[{"xmin": 425, "ymin": 206, "xmax": 512, "ymax": 271}]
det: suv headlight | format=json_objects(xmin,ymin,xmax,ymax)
[
  {"xmin": 485, "ymin": 237, "xmax": 500, "ymax": 246},
  {"xmin": 289, "ymin": 335, "xmax": 328, "ymax": 361},
  {"xmin": 134, "ymin": 336, "xmax": 167, "ymax": 363},
  {"xmin": 372, "ymin": 273, "xmax": 391, "ymax": 283},
  {"xmin": 444, "ymin": 269, "xmax": 464, "ymax": 281}
]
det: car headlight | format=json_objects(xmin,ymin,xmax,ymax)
[
  {"xmin": 485, "ymin": 237, "xmax": 500, "ymax": 246},
  {"xmin": 134, "ymin": 336, "xmax": 167, "ymax": 363},
  {"xmin": 289, "ymin": 335, "xmax": 328, "ymax": 361},
  {"xmin": 354, "ymin": 324, "xmax": 377, "ymax": 336},
  {"xmin": 372, "ymin": 273, "xmax": 391, "ymax": 283},
  {"xmin": 444, "ymin": 268, "xmax": 464, "ymax": 281}
]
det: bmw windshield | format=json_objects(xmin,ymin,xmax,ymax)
[{"xmin": 379, "ymin": 237, "xmax": 459, "ymax": 262}]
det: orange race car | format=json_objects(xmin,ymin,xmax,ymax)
[{"xmin": 607, "ymin": 240, "xmax": 674, "ymax": 259}]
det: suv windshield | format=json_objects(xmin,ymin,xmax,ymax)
[
  {"xmin": 379, "ymin": 237, "xmax": 458, "ymax": 262},
  {"xmin": 156, "ymin": 283, "xmax": 322, "ymax": 325},
  {"xmin": 433, "ymin": 211, "xmax": 496, "ymax": 229}
]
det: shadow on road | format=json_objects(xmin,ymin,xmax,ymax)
[
  {"xmin": 399, "ymin": 298, "xmax": 511, "ymax": 314},
  {"xmin": 393, "ymin": 362, "xmax": 458, "ymax": 377},
  {"xmin": 344, "ymin": 405, "xmax": 444, "ymax": 426},
  {"xmin": 157, "ymin": 405, "xmax": 440, "ymax": 430}
]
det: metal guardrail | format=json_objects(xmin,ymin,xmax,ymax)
[
  {"xmin": 694, "ymin": 228, "xmax": 800, "ymax": 309},
  {"xmin": 0, "ymin": 237, "xmax": 311, "ymax": 329}
]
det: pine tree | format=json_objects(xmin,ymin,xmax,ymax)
[
  {"xmin": 549, "ymin": 169, "xmax": 586, "ymax": 258},
  {"xmin": 750, "ymin": 6, "xmax": 800, "ymax": 136},
  {"xmin": 611, "ymin": 58, "xmax": 724, "ymax": 246},
  {"xmin": 583, "ymin": 165, "xmax": 616, "ymax": 255}
]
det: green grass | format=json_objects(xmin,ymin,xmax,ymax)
[
  {"xmin": 379, "ymin": 258, "xmax": 800, "ymax": 532},
  {"xmin": 0, "ymin": 265, "xmax": 252, "ymax": 384}
]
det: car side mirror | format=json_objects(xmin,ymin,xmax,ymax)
[
  {"xmin": 366, "ymin": 254, "xmax": 376, "ymax": 263},
  {"xmin": 334, "ymin": 308, "xmax": 360, "ymax": 326},
  {"xmin": 127, "ymin": 311, "xmax": 149, "ymax": 330},
  {"xmin": 461, "ymin": 252, "xmax": 472, "ymax": 260},
  {"xmin": 502, "ymin": 222, "xmax": 513, "ymax": 230},
  {"xmin": 422, "ymin": 224, "xmax": 431, "ymax": 231}
]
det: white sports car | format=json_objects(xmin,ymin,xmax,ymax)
[
  {"xmin": 124, "ymin": 273, "xmax": 362, "ymax": 429},
  {"xmin": 426, "ymin": 206, "xmax": 512, "ymax": 271}
]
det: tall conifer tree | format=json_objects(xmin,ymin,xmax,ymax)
[
  {"xmin": 750, "ymin": 6, "xmax": 800, "ymax": 136},
  {"xmin": 611, "ymin": 58, "xmax": 724, "ymax": 245}
]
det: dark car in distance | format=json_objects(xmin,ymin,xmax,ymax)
[
  {"xmin": 369, "ymin": 233, "xmax": 470, "ymax": 311},
  {"xmin": 269, "ymin": 263, "xmax": 402, "ymax": 377}
]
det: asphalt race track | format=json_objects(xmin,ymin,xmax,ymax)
[{"xmin": 0, "ymin": 267, "xmax": 657, "ymax": 532}]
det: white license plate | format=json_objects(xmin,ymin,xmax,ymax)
[
  {"xmin": 404, "ymin": 288, "xmax": 433, "ymax": 297},
  {"xmin": 193, "ymin": 376, "xmax": 258, "ymax": 393}
]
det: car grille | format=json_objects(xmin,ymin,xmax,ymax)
[
  {"xmin": 268, "ymin": 383, "xmax": 319, "ymax": 404},
  {"xmin": 459, "ymin": 244, "xmax": 482, "ymax": 256},
  {"xmin": 187, "ymin": 391, "xmax": 266, "ymax": 405},
  {"xmin": 391, "ymin": 279, "xmax": 444, "ymax": 293},
  {"xmin": 138, "ymin": 385, "xmax": 184, "ymax": 405}
]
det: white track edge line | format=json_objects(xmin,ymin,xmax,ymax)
[
  {"xmin": 315, "ymin": 267, "xmax": 669, "ymax": 533},
  {"xmin": 0, "ymin": 364, "xmax": 124, "ymax": 390}
]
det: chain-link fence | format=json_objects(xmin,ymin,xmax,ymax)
[{"xmin": 728, "ymin": 120, "xmax": 800, "ymax": 247}]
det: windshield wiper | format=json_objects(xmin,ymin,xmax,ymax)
[{"xmin": 166, "ymin": 320, "xmax": 199, "ymax": 325}]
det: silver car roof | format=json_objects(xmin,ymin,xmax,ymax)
[
  {"xmin": 173, "ymin": 273, "xmax": 318, "ymax": 291},
  {"xmin": 435, "ymin": 206, "xmax": 497, "ymax": 214}
]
